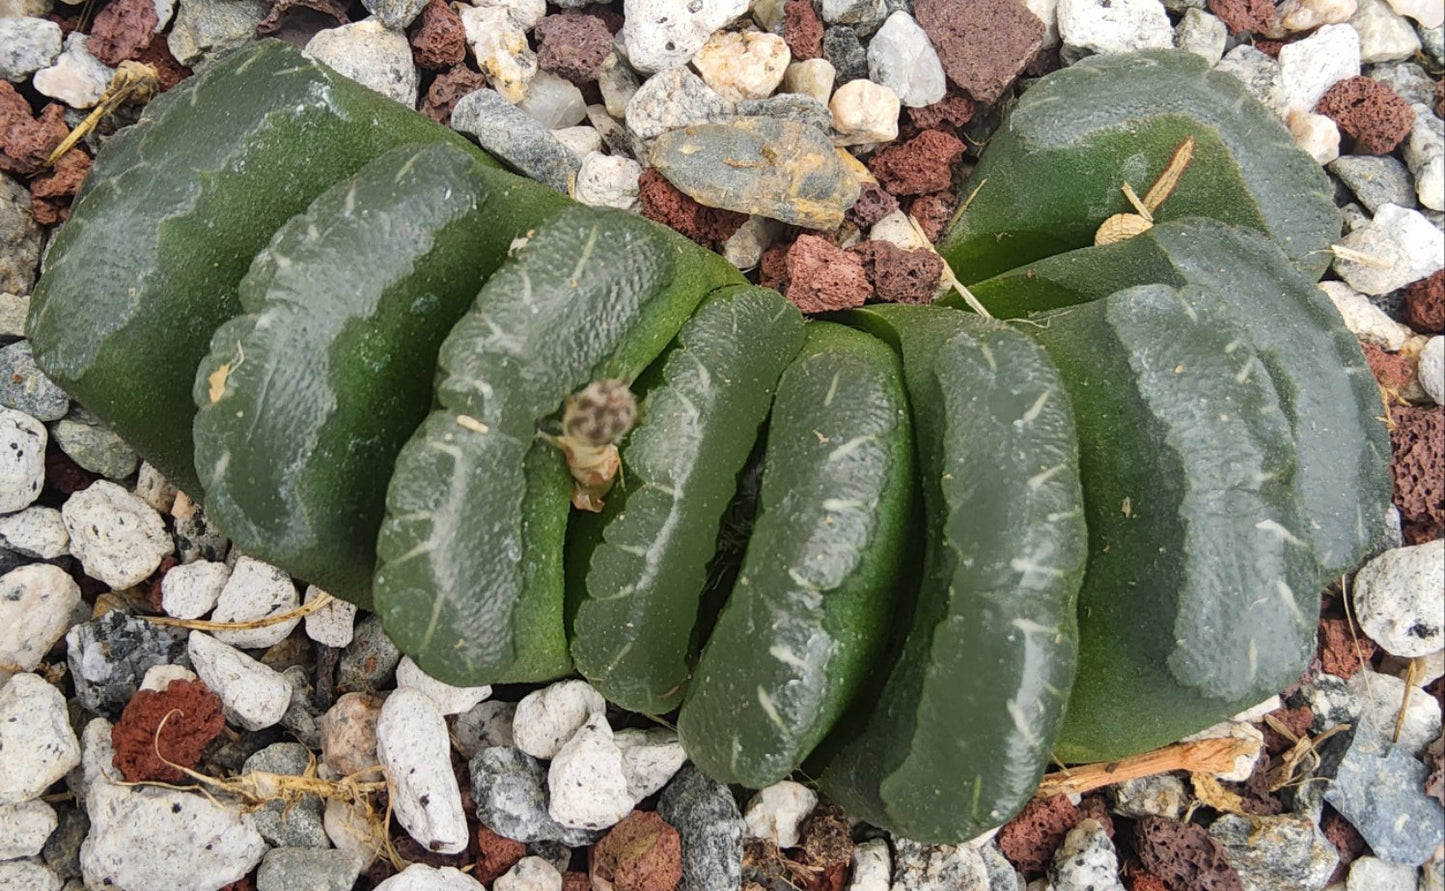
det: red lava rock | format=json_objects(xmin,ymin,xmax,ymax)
[
  {"xmin": 145, "ymin": 555, "xmax": 179, "ymax": 613},
  {"xmin": 0, "ymin": 85, "xmax": 69, "ymax": 177},
  {"xmin": 536, "ymin": 12, "xmax": 613, "ymax": 84},
  {"xmin": 1389, "ymin": 405, "xmax": 1444, "ymax": 544},
  {"xmin": 1253, "ymin": 38, "xmax": 1288, "ymax": 58},
  {"xmin": 759, "ymin": 240, "xmax": 791, "ymax": 291},
  {"xmin": 915, "ymin": 0, "xmax": 1045, "ymax": 105},
  {"xmin": 409, "ymin": 0, "xmax": 465, "ymax": 71},
  {"xmin": 320, "ymin": 691, "xmax": 384, "ymax": 777},
  {"xmin": 846, "ymin": 181, "xmax": 899, "ymax": 229},
  {"xmin": 45, "ymin": 444, "xmax": 94, "ymax": 494},
  {"xmin": 1076, "ymin": 793, "xmax": 1114, "ymax": 839},
  {"xmin": 29, "ymin": 149, "xmax": 91, "ymax": 226},
  {"xmin": 590, "ymin": 811, "xmax": 684, "ymax": 891},
  {"xmin": 256, "ymin": 0, "xmax": 349, "ymax": 35},
  {"xmin": 88, "ymin": 0, "xmax": 158, "ymax": 66},
  {"xmin": 796, "ymin": 802, "xmax": 852, "ymax": 891},
  {"xmin": 906, "ymin": 191, "xmax": 956, "ymax": 242},
  {"xmin": 996, "ymin": 793, "xmax": 1080, "ymax": 877},
  {"xmin": 218, "ymin": 877, "xmax": 255, "ymax": 891},
  {"xmin": 1131, "ymin": 874, "xmax": 1170, "ymax": 891},
  {"xmin": 474, "ymin": 826, "xmax": 527, "ymax": 885},
  {"xmin": 907, "ymin": 93, "xmax": 976, "ymax": 135},
  {"xmin": 1261, "ymin": 703, "xmax": 1314, "ymax": 756},
  {"xmin": 1131, "ymin": 815, "xmax": 1244, "ymax": 891},
  {"xmin": 562, "ymin": 873, "xmax": 591, "ymax": 891},
  {"xmin": 849, "ymin": 240, "xmax": 943, "ymax": 304},
  {"xmin": 1405, "ymin": 270, "xmax": 1444, "ymax": 334},
  {"xmin": 637, "ymin": 167, "xmax": 747, "ymax": 247},
  {"xmin": 1207, "ymin": 0, "xmax": 1276, "ymax": 34},
  {"xmin": 420, "ymin": 66, "xmax": 488, "ymax": 124},
  {"xmin": 868, "ymin": 129, "xmax": 965, "ymax": 196},
  {"xmin": 1361, "ymin": 342, "xmax": 1418, "ymax": 394},
  {"xmin": 779, "ymin": 234, "xmax": 873, "ymax": 314},
  {"xmin": 131, "ymin": 36, "xmax": 191, "ymax": 91},
  {"xmin": 1316, "ymin": 77, "xmax": 1417, "ymax": 156},
  {"xmin": 1318, "ymin": 615, "xmax": 1377, "ymax": 679},
  {"xmin": 1321, "ymin": 805, "xmax": 1370, "ymax": 884},
  {"xmin": 783, "ymin": 0, "xmax": 824, "ymax": 61},
  {"xmin": 111, "ymin": 678, "xmax": 227, "ymax": 783}
]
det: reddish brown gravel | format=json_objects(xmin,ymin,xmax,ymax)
[
  {"xmin": 1208, "ymin": 0, "xmax": 1276, "ymax": 34},
  {"xmin": 474, "ymin": 826, "xmax": 527, "ymax": 885},
  {"xmin": 776, "ymin": 234, "xmax": 873, "ymax": 314},
  {"xmin": 915, "ymin": 0, "xmax": 1045, "ymax": 105},
  {"xmin": 996, "ymin": 793, "xmax": 1080, "ymax": 876},
  {"xmin": 87, "ymin": 0, "xmax": 158, "ymax": 66},
  {"xmin": 868, "ymin": 129, "xmax": 965, "ymax": 196},
  {"xmin": 849, "ymin": 240, "xmax": 944, "ymax": 304},
  {"xmin": 0, "ymin": 85, "xmax": 69, "ymax": 176},
  {"xmin": 29, "ymin": 148, "xmax": 91, "ymax": 225},
  {"xmin": 1131, "ymin": 815, "xmax": 1244, "ymax": 891},
  {"xmin": 1405, "ymin": 270, "xmax": 1444, "ymax": 334},
  {"xmin": 638, "ymin": 167, "xmax": 747, "ymax": 247},
  {"xmin": 536, "ymin": 12, "xmax": 613, "ymax": 84},
  {"xmin": 1316, "ymin": 77, "xmax": 1417, "ymax": 156},
  {"xmin": 110, "ymin": 678, "xmax": 226, "ymax": 783},
  {"xmin": 410, "ymin": 0, "xmax": 466, "ymax": 71},
  {"xmin": 420, "ymin": 66, "xmax": 488, "ymax": 124},
  {"xmin": 1390, "ymin": 405, "xmax": 1445, "ymax": 544},
  {"xmin": 783, "ymin": 0, "xmax": 824, "ymax": 61},
  {"xmin": 590, "ymin": 811, "xmax": 684, "ymax": 891}
]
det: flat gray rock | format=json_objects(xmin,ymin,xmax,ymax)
[
  {"xmin": 451, "ymin": 89, "xmax": 579, "ymax": 192},
  {"xmin": 1330, "ymin": 155, "xmax": 1418, "ymax": 213}
]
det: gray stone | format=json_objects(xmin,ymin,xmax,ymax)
[
  {"xmin": 866, "ymin": 10, "xmax": 945, "ymax": 107},
  {"xmin": 1215, "ymin": 45, "xmax": 1284, "ymax": 114},
  {"xmin": 243, "ymin": 743, "xmax": 327, "ymax": 847},
  {"xmin": 304, "ymin": 19, "xmax": 418, "ymax": 107},
  {"xmin": 1322, "ymin": 725, "xmax": 1445, "ymax": 865},
  {"xmin": 0, "ymin": 342, "xmax": 69, "ymax": 422},
  {"xmin": 360, "ymin": 0, "xmax": 427, "ymax": 29},
  {"xmin": 337, "ymin": 613, "xmax": 401, "ymax": 692},
  {"xmin": 1422, "ymin": 23, "xmax": 1444, "ymax": 64},
  {"xmin": 0, "ymin": 673, "xmax": 81, "ymax": 806},
  {"xmin": 651, "ymin": 117, "xmax": 860, "ymax": 229},
  {"xmin": 1348, "ymin": 669, "xmax": 1440, "ymax": 757},
  {"xmin": 469, "ymin": 745, "xmax": 599, "ymax": 847},
  {"xmin": 40, "ymin": 801, "xmax": 87, "ymax": 881},
  {"xmin": 735, "ymin": 94, "xmax": 833, "ymax": 132},
  {"xmin": 625, "ymin": 66, "xmax": 735, "ymax": 141},
  {"xmin": 2, "ymin": 177, "xmax": 43, "ymax": 296},
  {"xmin": 256, "ymin": 847, "xmax": 360, "ymax": 891},
  {"xmin": 1207, "ymin": 813, "xmax": 1337, "ymax": 891},
  {"xmin": 50, "ymin": 409, "xmax": 139, "ymax": 481},
  {"xmin": 657, "ymin": 765, "xmax": 743, "ymax": 891},
  {"xmin": 0, "ymin": 407, "xmax": 45, "ymax": 514},
  {"xmin": 173, "ymin": 502, "xmax": 229, "ymax": 564},
  {"xmin": 894, "ymin": 837, "xmax": 991, "ymax": 891},
  {"xmin": 822, "ymin": 26, "xmax": 869, "ymax": 84},
  {"xmin": 451, "ymin": 89, "xmax": 580, "ymax": 192},
  {"xmin": 0, "ymin": 17, "xmax": 61, "ymax": 84},
  {"xmin": 1330, "ymin": 155, "xmax": 1419, "ymax": 213},
  {"xmin": 1369, "ymin": 60, "xmax": 1437, "ymax": 106},
  {"xmin": 0, "ymin": 292, "xmax": 29, "ymax": 339},
  {"xmin": 525, "ymin": 839, "xmax": 571, "ymax": 875},
  {"xmin": 0, "ymin": 799, "xmax": 57, "ymax": 860},
  {"xmin": 1175, "ymin": 8, "xmax": 1227, "ymax": 65},
  {"xmin": 1057, "ymin": 0, "xmax": 1174, "ymax": 57},
  {"xmin": 1346, "ymin": 856, "xmax": 1418, "ymax": 891},
  {"xmin": 278, "ymin": 665, "xmax": 322, "ymax": 749},
  {"xmin": 981, "ymin": 843, "xmax": 1025, "ymax": 891},
  {"xmin": 167, "ymin": 0, "xmax": 268, "ymax": 66},
  {"xmin": 1351, "ymin": 0, "xmax": 1421, "ymax": 62},
  {"xmin": 1108, "ymin": 774, "xmax": 1188, "ymax": 819},
  {"xmin": 65, "ymin": 610, "xmax": 187, "ymax": 718}
]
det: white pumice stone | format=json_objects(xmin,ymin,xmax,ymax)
[
  {"xmin": 573, "ymin": 152, "xmax": 643, "ymax": 211},
  {"xmin": 553, "ymin": 125, "xmax": 603, "ymax": 161},
  {"xmin": 613, "ymin": 727, "xmax": 688, "ymax": 801},
  {"xmin": 1352, "ymin": 540, "xmax": 1445, "ymax": 658},
  {"xmin": 208, "ymin": 556, "xmax": 300, "ymax": 649},
  {"xmin": 494, "ymin": 855, "xmax": 563, "ymax": 891},
  {"xmin": 1332, "ymin": 203, "xmax": 1445, "ymax": 294},
  {"xmin": 138, "ymin": 662, "xmax": 198, "ymax": 693},
  {"xmin": 513, "ymin": 678, "xmax": 607, "ymax": 759},
  {"xmin": 743, "ymin": 780, "xmax": 818, "ymax": 848},
  {"xmin": 546, "ymin": 713, "xmax": 633, "ymax": 831},
  {"xmin": 373, "ymin": 863, "xmax": 486, "ymax": 890},
  {"xmin": 61, "ymin": 479, "xmax": 174, "ymax": 590},
  {"xmin": 304, "ymin": 18, "xmax": 418, "ymax": 107},
  {"xmin": 0, "ymin": 407, "xmax": 45, "ymax": 514},
  {"xmin": 303, "ymin": 584, "xmax": 357, "ymax": 648},
  {"xmin": 376, "ymin": 688, "xmax": 469, "ymax": 855},
  {"xmin": 847, "ymin": 837, "xmax": 892, "ymax": 891},
  {"xmin": 1181, "ymin": 721, "xmax": 1264, "ymax": 782},
  {"xmin": 187, "ymin": 630, "xmax": 293, "ymax": 731},
  {"xmin": 0, "ymin": 564, "xmax": 79, "ymax": 677},
  {"xmin": 0, "ymin": 673, "xmax": 81, "ymax": 805},
  {"xmin": 0, "ymin": 798, "xmax": 57, "ymax": 859},
  {"xmin": 1317, "ymin": 280, "xmax": 1412, "ymax": 349},
  {"xmin": 1287, "ymin": 109, "xmax": 1342, "ymax": 164},
  {"xmin": 620, "ymin": 0, "xmax": 751, "ymax": 74},
  {"xmin": 1278, "ymin": 23, "xmax": 1361, "ymax": 113},
  {"xmin": 1057, "ymin": 0, "xmax": 1174, "ymax": 57},
  {"xmin": 159, "ymin": 559, "xmax": 230, "ymax": 620},
  {"xmin": 0, "ymin": 505, "xmax": 68, "ymax": 559},
  {"xmin": 395, "ymin": 656, "xmax": 492, "ymax": 715},
  {"xmin": 1419, "ymin": 336, "xmax": 1444, "ymax": 404}
]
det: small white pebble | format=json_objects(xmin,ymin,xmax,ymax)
[
  {"xmin": 693, "ymin": 29, "xmax": 791, "ymax": 102},
  {"xmin": 395, "ymin": 656, "xmax": 491, "ymax": 715},
  {"xmin": 138, "ymin": 663, "xmax": 197, "ymax": 693},
  {"xmin": 133, "ymin": 462, "xmax": 177, "ymax": 515},
  {"xmin": 0, "ymin": 407, "xmax": 45, "ymax": 515},
  {"xmin": 830, "ymin": 78, "xmax": 900, "ymax": 146},
  {"xmin": 1420, "ymin": 336, "xmax": 1444, "ymax": 405},
  {"xmin": 1332, "ymin": 204, "xmax": 1445, "ymax": 295},
  {"xmin": 0, "ymin": 673, "xmax": 82, "ymax": 806},
  {"xmin": 325, "ymin": 798, "xmax": 380, "ymax": 872},
  {"xmin": 620, "ymin": 0, "xmax": 752, "ymax": 74},
  {"xmin": 519, "ymin": 70, "xmax": 587, "ymax": 129},
  {"xmin": 1318, "ymin": 281, "xmax": 1412, "ymax": 349},
  {"xmin": 513, "ymin": 678, "xmax": 606, "ymax": 759},
  {"xmin": 552, "ymin": 125, "xmax": 603, "ymax": 162},
  {"xmin": 32, "ymin": 33, "xmax": 112, "ymax": 109},
  {"xmin": 460, "ymin": 5, "xmax": 536, "ymax": 104},
  {"xmin": 377, "ymin": 688, "xmax": 469, "ymax": 854},
  {"xmin": 0, "ymin": 564, "xmax": 79, "ymax": 676},
  {"xmin": 573, "ymin": 152, "xmax": 643, "ymax": 211},
  {"xmin": 866, "ymin": 10, "xmax": 946, "ymax": 108},
  {"xmin": 1277, "ymin": 23, "xmax": 1361, "ymax": 114},
  {"xmin": 1352, "ymin": 540, "xmax": 1445, "ymax": 658},
  {"xmin": 494, "ymin": 855, "xmax": 563, "ymax": 891},
  {"xmin": 782, "ymin": 58, "xmax": 836, "ymax": 104},
  {"xmin": 1287, "ymin": 109, "xmax": 1341, "ymax": 165},
  {"xmin": 1280, "ymin": 0, "xmax": 1357, "ymax": 30},
  {"xmin": 547, "ymin": 714, "xmax": 632, "ymax": 830},
  {"xmin": 1383, "ymin": 0, "xmax": 1443, "ymax": 27},
  {"xmin": 373, "ymin": 863, "xmax": 485, "ymax": 890},
  {"xmin": 847, "ymin": 837, "xmax": 892, "ymax": 891},
  {"xmin": 0, "ymin": 798, "xmax": 56, "ymax": 859},
  {"xmin": 744, "ymin": 780, "xmax": 818, "ymax": 848},
  {"xmin": 188, "ymin": 631, "xmax": 293, "ymax": 731},
  {"xmin": 208, "ymin": 556, "xmax": 300, "ymax": 649},
  {"xmin": 614, "ymin": 727, "xmax": 688, "ymax": 801},
  {"xmin": 160, "ymin": 559, "xmax": 230, "ymax": 620},
  {"xmin": 61, "ymin": 479, "xmax": 174, "ymax": 590},
  {"xmin": 303, "ymin": 19, "xmax": 418, "ymax": 107},
  {"xmin": 0, "ymin": 505, "xmax": 68, "ymax": 560},
  {"xmin": 303, "ymin": 585, "xmax": 357, "ymax": 648}
]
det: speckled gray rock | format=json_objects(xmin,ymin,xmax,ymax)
[
  {"xmin": 1330, "ymin": 155, "xmax": 1419, "ymax": 213},
  {"xmin": 0, "ymin": 501, "xmax": 63, "ymax": 557},
  {"xmin": 866, "ymin": 10, "xmax": 945, "ymax": 107},
  {"xmin": 41, "ymin": 800, "xmax": 87, "ymax": 881},
  {"xmin": 2, "ymin": 176, "xmax": 43, "ymax": 296},
  {"xmin": 1175, "ymin": 7, "xmax": 1227, "ymax": 65},
  {"xmin": 1214, "ymin": 45, "xmax": 1285, "ymax": 113},
  {"xmin": 166, "ymin": 0, "xmax": 267, "ymax": 66},
  {"xmin": 822, "ymin": 26, "xmax": 869, "ymax": 83},
  {"xmin": 1345, "ymin": 855, "xmax": 1417, "ymax": 891},
  {"xmin": 160, "ymin": 559, "xmax": 229, "ymax": 620},
  {"xmin": 1207, "ymin": 813, "xmax": 1337, "ymax": 891},
  {"xmin": 0, "ymin": 291, "xmax": 29, "ymax": 339},
  {"xmin": 0, "ymin": 564, "xmax": 80, "ymax": 676},
  {"xmin": 1422, "ymin": 23, "xmax": 1444, "ymax": 64},
  {"xmin": 173, "ymin": 502, "xmax": 228, "ymax": 564},
  {"xmin": 823, "ymin": 0, "xmax": 886, "ymax": 30},
  {"xmin": 278, "ymin": 665, "xmax": 323, "ymax": 750},
  {"xmin": 0, "ymin": 342, "xmax": 69, "ymax": 422},
  {"xmin": 305, "ymin": 19, "xmax": 418, "ymax": 107},
  {"xmin": 244, "ymin": 743, "xmax": 327, "ymax": 847},
  {"xmin": 613, "ymin": 727, "xmax": 686, "ymax": 801},
  {"xmin": 256, "ymin": 847, "xmax": 361, "ymax": 891},
  {"xmin": 65, "ymin": 610, "xmax": 187, "ymax": 718},
  {"xmin": 625, "ymin": 66, "xmax": 735, "ymax": 141},
  {"xmin": 0, "ymin": 673, "xmax": 81, "ymax": 805},
  {"xmin": 735, "ymin": 94, "xmax": 833, "ymax": 132},
  {"xmin": 360, "ymin": 0, "xmax": 427, "ymax": 29},
  {"xmin": 337, "ymin": 613, "xmax": 402, "ymax": 692},
  {"xmin": 1352, "ymin": 540, "xmax": 1444, "ymax": 658},
  {"xmin": 0, "ymin": 409, "xmax": 46, "ymax": 515},
  {"xmin": 469, "ymin": 745, "xmax": 600, "ymax": 846},
  {"xmin": 1368, "ymin": 60, "xmax": 1436, "ymax": 106},
  {"xmin": 1048, "ymin": 819, "xmax": 1122, "ymax": 891},
  {"xmin": 0, "ymin": 17, "xmax": 61, "ymax": 85},
  {"xmin": 980, "ymin": 843, "xmax": 1025, "ymax": 891},
  {"xmin": 1404, "ymin": 104, "xmax": 1444, "ymax": 212},
  {"xmin": 1335, "ymin": 204, "xmax": 1443, "ymax": 294},
  {"xmin": 61, "ymin": 480, "xmax": 174, "ymax": 589},
  {"xmin": 377, "ymin": 688, "xmax": 469, "ymax": 855},
  {"xmin": 0, "ymin": 859, "xmax": 62, "ymax": 890},
  {"xmin": 651, "ymin": 117, "xmax": 860, "ymax": 228},
  {"xmin": 49, "ymin": 408, "xmax": 138, "ymax": 480},
  {"xmin": 620, "ymin": 0, "xmax": 751, "ymax": 73},
  {"xmin": 451, "ymin": 88, "xmax": 579, "ymax": 192},
  {"xmin": 893, "ymin": 837, "xmax": 991, "ymax": 891},
  {"xmin": 1108, "ymin": 774, "xmax": 1188, "ymax": 819},
  {"xmin": 1348, "ymin": 669, "xmax": 1440, "ymax": 757},
  {"xmin": 451, "ymin": 699, "xmax": 516, "ymax": 758},
  {"xmin": 1322, "ymin": 723, "xmax": 1445, "ymax": 865},
  {"xmin": 657, "ymin": 765, "xmax": 744, "ymax": 891}
]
